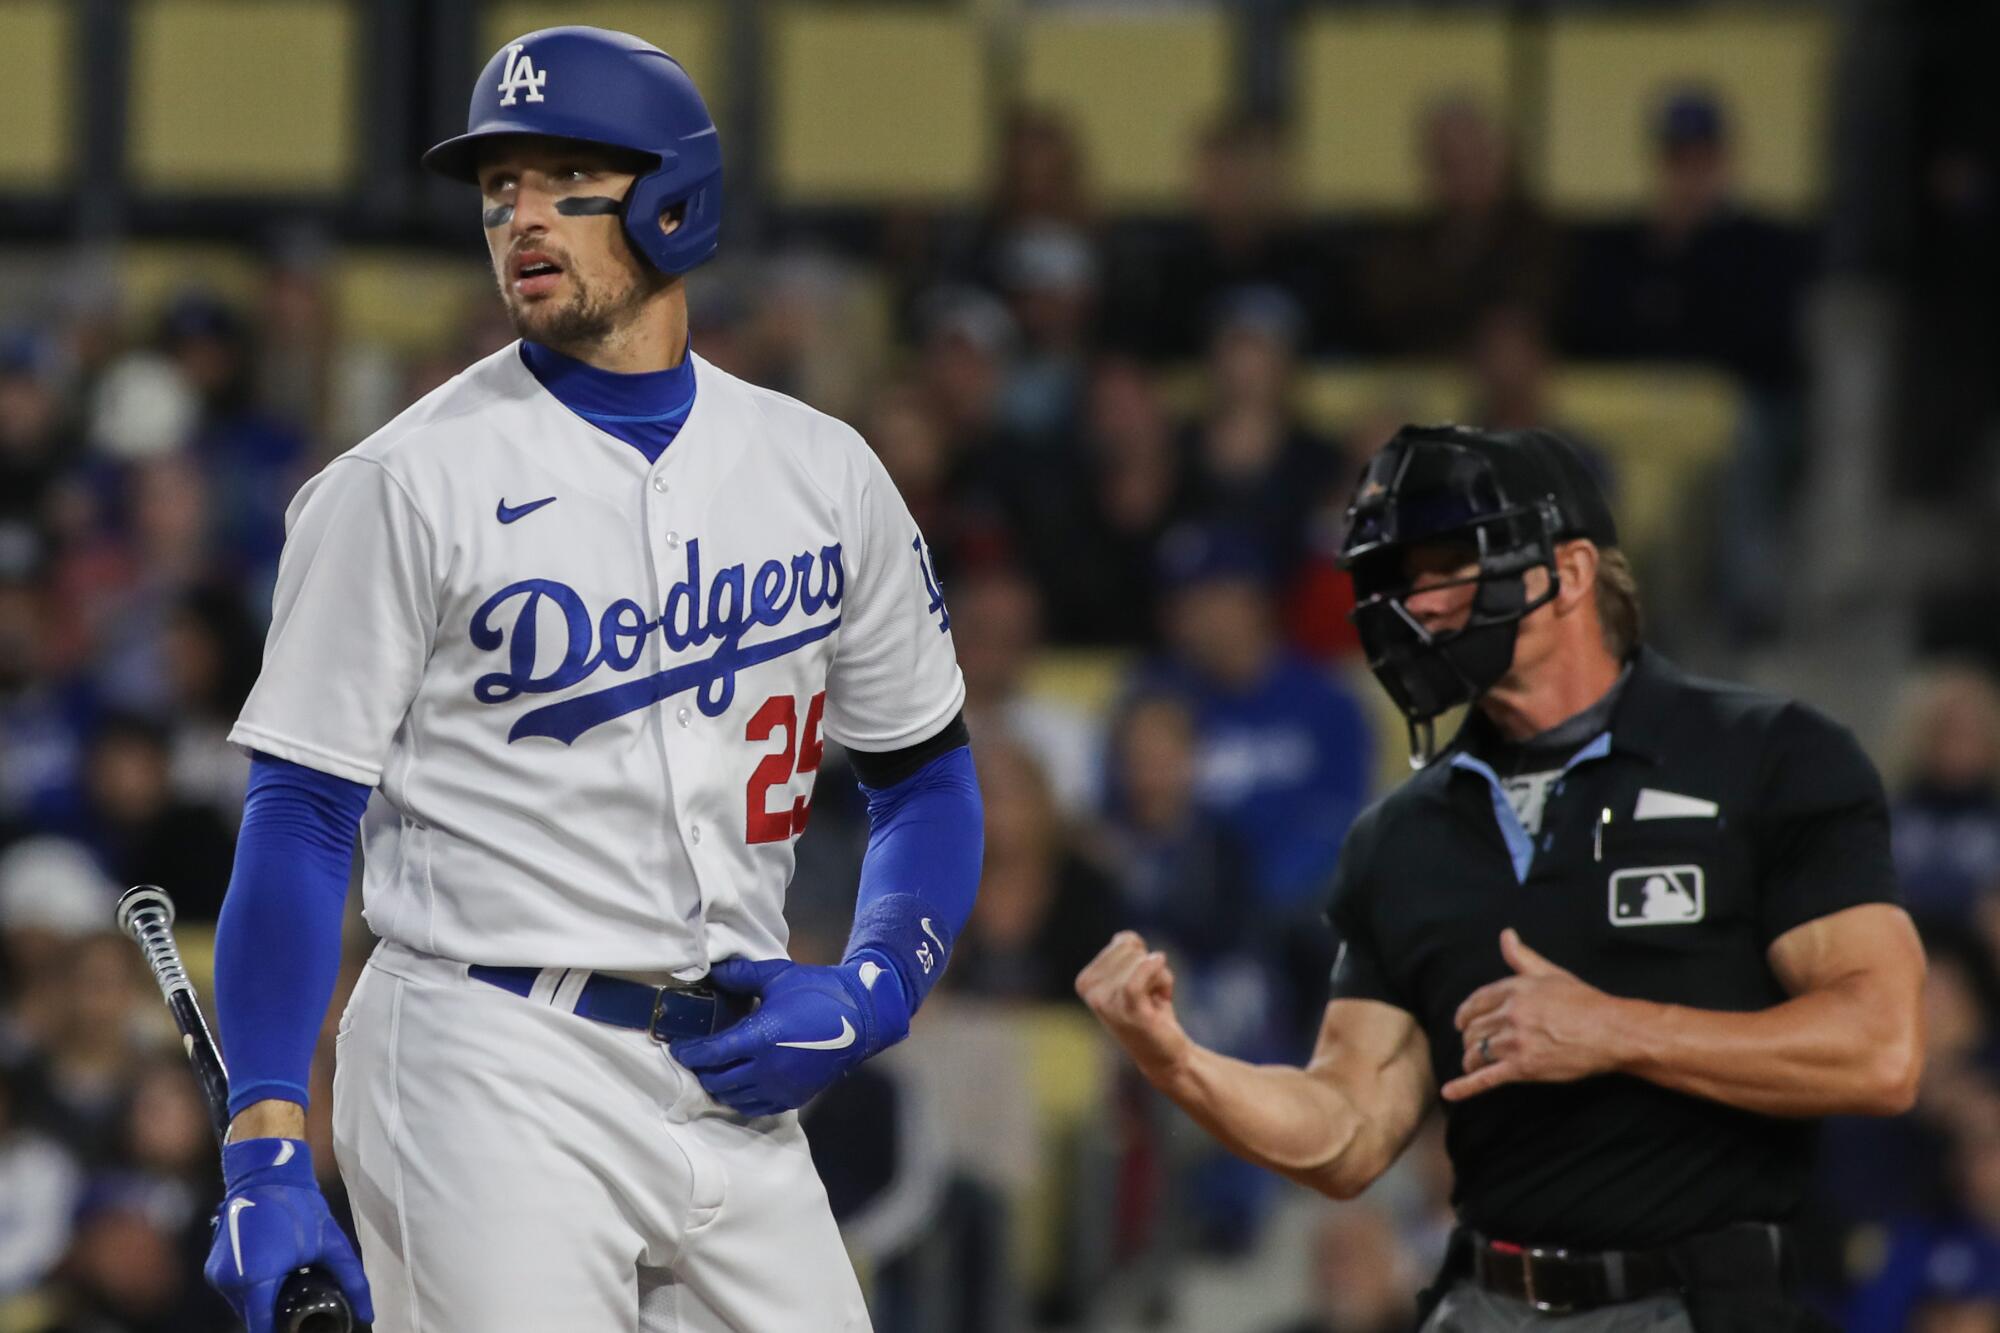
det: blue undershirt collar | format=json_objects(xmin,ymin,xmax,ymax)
[
  {"xmin": 1451, "ymin": 731, "xmax": 1613, "ymax": 884},
  {"xmin": 519, "ymin": 340, "xmax": 697, "ymax": 465}
]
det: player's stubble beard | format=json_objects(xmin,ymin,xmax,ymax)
[{"xmin": 499, "ymin": 248, "xmax": 671, "ymax": 358}]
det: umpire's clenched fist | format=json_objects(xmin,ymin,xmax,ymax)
[{"xmin": 1076, "ymin": 931, "xmax": 1194, "ymax": 1085}]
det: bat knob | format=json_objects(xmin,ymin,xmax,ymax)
[
  {"xmin": 115, "ymin": 884, "xmax": 176, "ymax": 937},
  {"xmin": 277, "ymin": 1267, "xmax": 353, "ymax": 1333}
]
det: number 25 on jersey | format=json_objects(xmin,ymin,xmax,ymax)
[{"xmin": 745, "ymin": 692, "xmax": 826, "ymax": 844}]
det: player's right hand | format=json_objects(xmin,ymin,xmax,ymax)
[
  {"xmin": 204, "ymin": 1138, "xmax": 373, "ymax": 1333},
  {"xmin": 1076, "ymin": 931, "xmax": 1195, "ymax": 1085}
]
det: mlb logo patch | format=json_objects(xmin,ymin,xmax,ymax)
[{"xmin": 1608, "ymin": 865, "xmax": 1705, "ymax": 926}]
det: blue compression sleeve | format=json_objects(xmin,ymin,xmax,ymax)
[
  {"xmin": 841, "ymin": 745, "xmax": 983, "ymax": 1013},
  {"xmin": 214, "ymin": 754, "xmax": 370, "ymax": 1117}
]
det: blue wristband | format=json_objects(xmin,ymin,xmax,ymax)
[{"xmin": 221, "ymin": 1137, "xmax": 317, "ymax": 1191}]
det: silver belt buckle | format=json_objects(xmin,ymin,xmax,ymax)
[
  {"xmin": 647, "ymin": 984, "xmax": 673, "ymax": 1042},
  {"xmin": 646, "ymin": 978, "xmax": 716, "ymax": 1041},
  {"xmin": 1521, "ymin": 1245, "xmax": 1576, "ymax": 1315}
]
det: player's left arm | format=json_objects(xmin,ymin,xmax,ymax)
[
  {"xmin": 672, "ymin": 435, "xmax": 981, "ymax": 1117},
  {"xmin": 1446, "ymin": 702, "xmax": 1925, "ymax": 1117}
]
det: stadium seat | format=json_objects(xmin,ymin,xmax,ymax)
[
  {"xmin": 1017, "ymin": 11, "xmax": 1234, "ymax": 211},
  {"xmin": 768, "ymin": 7, "xmax": 988, "ymax": 206},
  {"xmin": 482, "ymin": 1, "xmax": 723, "ymax": 126},
  {"xmin": 1551, "ymin": 365, "xmax": 1738, "ymax": 559},
  {"xmin": 129, "ymin": 0, "xmax": 358, "ymax": 193},
  {"xmin": 333, "ymin": 251, "xmax": 492, "ymax": 354},
  {"xmin": 1539, "ymin": 13, "xmax": 1834, "ymax": 218},
  {"xmin": 1023, "ymin": 649, "xmax": 1131, "ymax": 719},
  {"xmin": 1293, "ymin": 13, "xmax": 1512, "ymax": 214},
  {"xmin": 0, "ymin": 1, "xmax": 71, "ymax": 190},
  {"xmin": 116, "ymin": 243, "xmax": 262, "ymax": 330}
]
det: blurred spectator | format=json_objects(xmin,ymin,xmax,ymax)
[
  {"xmin": 864, "ymin": 377, "xmax": 978, "ymax": 576},
  {"xmin": 1265, "ymin": 1204, "xmax": 1419, "ymax": 1333},
  {"xmin": 948, "ymin": 105, "xmax": 1094, "ymax": 299},
  {"xmin": 160, "ymin": 583, "xmax": 258, "ymax": 824},
  {"xmin": 0, "ymin": 554, "xmax": 95, "ymax": 832},
  {"xmin": 1133, "ymin": 525, "xmax": 1374, "ymax": 913},
  {"xmin": 1848, "ymin": 1095, "xmax": 2000, "ymax": 1332},
  {"xmin": 1284, "ymin": 409, "xmax": 1415, "ymax": 666},
  {"xmin": 15, "ymin": 931, "xmax": 154, "ymax": 1163},
  {"xmin": 915, "ymin": 286, "xmax": 1020, "ymax": 469},
  {"xmin": 79, "ymin": 714, "xmax": 234, "ymax": 923},
  {"xmin": 1463, "ymin": 303, "xmax": 1618, "ymax": 492},
  {"xmin": 160, "ymin": 290, "xmax": 311, "ymax": 592},
  {"xmin": 0, "ymin": 1062, "xmax": 80, "ymax": 1298},
  {"xmin": 952, "ymin": 565, "xmax": 1102, "ymax": 815},
  {"xmin": 47, "ymin": 1186, "xmax": 213, "ymax": 1333},
  {"xmin": 1560, "ymin": 90, "xmax": 1813, "ymax": 388},
  {"xmin": 993, "ymin": 356, "xmax": 1191, "ymax": 647},
  {"xmin": 1095, "ymin": 691, "xmax": 1299, "ymax": 1059},
  {"xmin": 0, "ymin": 327, "xmax": 79, "ymax": 557},
  {"xmin": 949, "ymin": 738, "xmax": 1120, "ymax": 1003},
  {"xmin": 994, "ymin": 224, "xmax": 1098, "ymax": 443},
  {"xmin": 1355, "ymin": 97, "xmax": 1559, "ymax": 356},
  {"xmin": 1182, "ymin": 287, "xmax": 1341, "ymax": 570},
  {"xmin": 1105, "ymin": 113, "xmax": 1348, "ymax": 360},
  {"xmin": 253, "ymin": 241, "xmax": 337, "ymax": 448},
  {"xmin": 1096, "ymin": 692, "xmax": 1251, "ymax": 973},
  {"xmin": 1890, "ymin": 663, "xmax": 2000, "ymax": 927},
  {"xmin": 80, "ymin": 456, "xmax": 219, "ymax": 717},
  {"xmin": 0, "ymin": 838, "xmax": 118, "ymax": 1058}
]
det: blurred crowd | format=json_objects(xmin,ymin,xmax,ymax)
[{"xmin": 0, "ymin": 72, "xmax": 1992, "ymax": 1333}]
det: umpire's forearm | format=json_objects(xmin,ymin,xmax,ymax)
[
  {"xmin": 1608, "ymin": 975, "xmax": 1921, "ymax": 1118},
  {"xmin": 1151, "ymin": 1045, "xmax": 1391, "ymax": 1200}
]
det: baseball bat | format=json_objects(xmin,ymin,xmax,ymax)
[{"xmin": 116, "ymin": 885, "xmax": 355, "ymax": 1333}]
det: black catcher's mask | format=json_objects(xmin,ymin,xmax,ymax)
[{"xmin": 1338, "ymin": 425, "xmax": 1618, "ymax": 764}]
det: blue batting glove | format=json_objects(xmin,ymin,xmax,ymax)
[
  {"xmin": 670, "ymin": 954, "xmax": 912, "ymax": 1116},
  {"xmin": 204, "ymin": 1138, "xmax": 374, "ymax": 1333}
]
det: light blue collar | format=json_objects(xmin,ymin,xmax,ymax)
[{"xmin": 1449, "ymin": 731, "xmax": 1613, "ymax": 884}]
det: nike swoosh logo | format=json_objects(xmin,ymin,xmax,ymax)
[
  {"xmin": 227, "ymin": 1197, "xmax": 256, "ymax": 1276},
  {"xmin": 920, "ymin": 918, "xmax": 945, "ymax": 953},
  {"xmin": 273, "ymin": 1141, "xmax": 296, "ymax": 1168},
  {"xmin": 775, "ymin": 1016, "xmax": 856, "ymax": 1051},
  {"xmin": 496, "ymin": 495, "xmax": 557, "ymax": 524}
]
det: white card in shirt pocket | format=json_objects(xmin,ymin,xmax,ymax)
[{"xmin": 1633, "ymin": 788, "xmax": 1718, "ymax": 821}]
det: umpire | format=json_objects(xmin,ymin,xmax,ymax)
[{"xmin": 1078, "ymin": 425, "xmax": 1924, "ymax": 1331}]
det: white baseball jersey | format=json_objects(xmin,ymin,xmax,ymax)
[{"xmin": 232, "ymin": 343, "xmax": 965, "ymax": 971}]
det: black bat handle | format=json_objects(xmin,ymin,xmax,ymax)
[
  {"xmin": 117, "ymin": 887, "xmax": 356, "ymax": 1333},
  {"xmin": 279, "ymin": 1267, "xmax": 355, "ymax": 1333}
]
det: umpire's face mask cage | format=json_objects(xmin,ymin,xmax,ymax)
[{"xmin": 1339, "ymin": 434, "xmax": 1561, "ymax": 765}]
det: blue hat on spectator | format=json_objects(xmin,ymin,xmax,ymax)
[
  {"xmin": 1657, "ymin": 89, "xmax": 1726, "ymax": 150},
  {"xmin": 1156, "ymin": 523, "xmax": 1272, "ymax": 593}
]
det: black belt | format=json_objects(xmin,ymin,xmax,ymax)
[
  {"xmin": 1463, "ymin": 1222, "xmax": 1786, "ymax": 1315},
  {"xmin": 469, "ymin": 965, "xmax": 739, "ymax": 1042}
]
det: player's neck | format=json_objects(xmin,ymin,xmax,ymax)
[
  {"xmin": 551, "ymin": 287, "xmax": 690, "ymax": 375},
  {"xmin": 1478, "ymin": 635, "xmax": 1624, "ymax": 743}
]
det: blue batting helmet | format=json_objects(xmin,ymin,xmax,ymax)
[{"xmin": 423, "ymin": 27, "xmax": 721, "ymax": 275}]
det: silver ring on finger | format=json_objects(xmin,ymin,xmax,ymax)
[{"xmin": 1479, "ymin": 1035, "xmax": 1492, "ymax": 1065}]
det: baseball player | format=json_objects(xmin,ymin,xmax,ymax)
[{"xmin": 202, "ymin": 28, "xmax": 982, "ymax": 1332}]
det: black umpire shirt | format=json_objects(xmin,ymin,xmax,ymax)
[{"xmin": 1327, "ymin": 647, "xmax": 1899, "ymax": 1250}]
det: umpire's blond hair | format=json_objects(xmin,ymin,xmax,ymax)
[{"xmin": 1595, "ymin": 548, "xmax": 1642, "ymax": 660}]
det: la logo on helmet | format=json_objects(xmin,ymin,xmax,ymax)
[{"xmin": 497, "ymin": 43, "xmax": 547, "ymax": 106}]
